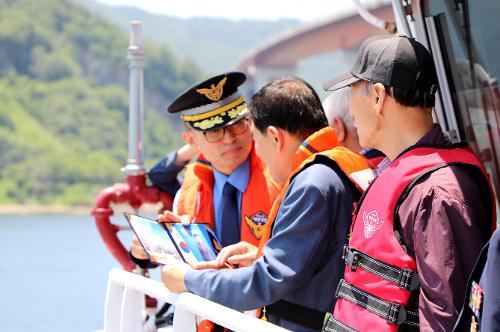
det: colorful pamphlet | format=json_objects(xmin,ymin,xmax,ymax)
[{"xmin": 124, "ymin": 212, "xmax": 221, "ymax": 265}]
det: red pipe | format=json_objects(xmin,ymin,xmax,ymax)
[{"xmin": 91, "ymin": 174, "xmax": 173, "ymax": 271}]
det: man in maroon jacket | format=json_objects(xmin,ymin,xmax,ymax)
[{"xmin": 322, "ymin": 35, "xmax": 495, "ymax": 331}]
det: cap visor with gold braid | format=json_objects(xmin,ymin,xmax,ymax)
[{"xmin": 167, "ymin": 72, "xmax": 248, "ymax": 131}]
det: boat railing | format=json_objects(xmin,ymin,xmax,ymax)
[{"xmin": 101, "ymin": 268, "xmax": 291, "ymax": 332}]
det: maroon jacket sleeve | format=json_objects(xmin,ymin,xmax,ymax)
[{"xmin": 398, "ymin": 165, "xmax": 489, "ymax": 332}]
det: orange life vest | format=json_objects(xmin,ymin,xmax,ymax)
[
  {"xmin": 177, "ymin": 146, "xmax": 281, "ymax": 247},
  {"xmin": 257, "ymin": 127, "xmax": 376, "ymax": 256}
]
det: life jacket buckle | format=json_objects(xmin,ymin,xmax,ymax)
[
  {"xmin": 344, "ymin": 247, "xmax": 359, "ymax": 271},
  {"xmin": 394, "ymin": 305, "xmax": 407, "ymax": 325},
  {"xmin": 408, "ymin": 272, "xmax": 420, "ymax": 291}
]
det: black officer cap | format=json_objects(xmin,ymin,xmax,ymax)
[{"xmin": 168, "ymin": 72, "xmax": 248, "ymax": 131}]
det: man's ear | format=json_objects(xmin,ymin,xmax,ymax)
[
  {"xmin": 267, "ymin": 126, "xmax": 285, "ymax": 150},
  {"xmin": 373, "ymin": 83, "xmax": 387, "ymax": 115},
  {"xmin": 182, "ymin": 131, "xmax": 197, "ymax": 148},
  {"xmin": 331, "ymin": 117, "xmax": 346, "ymax": 142}
]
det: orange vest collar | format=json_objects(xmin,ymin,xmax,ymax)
[
  {"xmin": 258, "ymin": 128, "xmax": 343, "ymax": 255},
  {"xmin": 293, "ymin": 127, "xmax": 339, "ymax": 170},
  {"xmin": 177, "ymin": 145, "xmax": 280, "ymax": 247}
]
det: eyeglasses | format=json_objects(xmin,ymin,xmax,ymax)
[{"xmin": 202, "ymin": 118, "xmax": 249, "ymax": 143}]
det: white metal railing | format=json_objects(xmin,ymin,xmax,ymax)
[{"xmin": 102, "ymin": 268, "xmax": 291, "ymax": 332}]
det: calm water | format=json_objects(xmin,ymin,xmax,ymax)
[{"xmin": 0, "ymin": 213, "xmax": 154, "ymax": 332}]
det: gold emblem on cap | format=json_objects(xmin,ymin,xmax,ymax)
[
  {"xmin": 196, "ymin": 76, "xmax": 227, "ymax": 101},
  {"xmin": 192, "ymin": 115, "xmax": 224, "ymax": 130},
  {"xmin": 228, "ymin": 104, "xmax": 246, "ymax": 119}
]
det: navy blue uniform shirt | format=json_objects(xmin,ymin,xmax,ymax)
[{"xmin": 184, "ymin": 162, "xmax": 359, "ymax": 332}]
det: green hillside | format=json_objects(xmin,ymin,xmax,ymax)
[{"xmin": 0, "ymin": 0, "xmax": 203, "ymax": 206}]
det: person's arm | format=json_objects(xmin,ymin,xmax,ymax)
[
  {"xmin": 479, "ymin": 229, "xmax": 500, "ymax": 331},
  {"xmin": 400, "ymin": 168, "xmax": 486, "ymax": 331},
  {"xmin": 180, "ymin": 164, "xmax": 344, "ymax": 311},
  {"xmin": 148, "ymin": 144, "xmax": 198, "ymax": 195}
]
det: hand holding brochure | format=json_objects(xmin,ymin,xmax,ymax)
[{"xmin": 124, "ymin": 212, "xmax": 222, "ymax": 265}]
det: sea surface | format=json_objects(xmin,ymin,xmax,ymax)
[{"xmin": 0, "ymin": 213, "xmax": 159, "ymax": 332}]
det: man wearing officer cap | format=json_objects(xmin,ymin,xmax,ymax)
[
  {"xmin": 321, "ymin": 35, "xmax": 495, "ymax": 332},
  {"xmin": 161, "ymin": 76, "xmax": 374, "ymax": 332},
  {"xmin": 131, "ymin": 72, "xmax": 279, "ymax": 265}
]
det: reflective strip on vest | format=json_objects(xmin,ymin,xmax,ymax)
[
  {"xmin": 335, "ymin": 280, "xmax": 419, "ymax": 326},
  {"xmin": 343, "ymin": 246, "xmax": 419, "ymax": 291},
  {"xmin": 323, "ymin": 315, "xmax": 359, "ymax": 332}
]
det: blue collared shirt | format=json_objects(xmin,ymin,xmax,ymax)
[{"xmin": 212, "ymin": 158, "xmax": 250, "ymax": 241}]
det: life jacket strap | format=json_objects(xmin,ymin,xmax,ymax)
[
  {"xmin": 322, "ymin": 315, "xmax": 359, "ymax": 332},
  {"xmin": 335, "ymin": 279, "xmax": 419, "ymax": 326},
  {"xmin": 343, "ymin": 246, "xmax": 420, "ymax": 291}
]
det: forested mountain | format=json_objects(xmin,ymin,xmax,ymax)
[
  {"xmin": 0, "ymin": 0, "xmax": 203, "ymax": 205},
  {"xmin": 73, "ymin": 0, "xmax": 301, "ymax": 75},
  {"xmin": 73, "ymin": 0, "xmax": 356, "ymax": 98}
]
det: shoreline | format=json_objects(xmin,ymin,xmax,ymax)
[
  {"xmin": 0, "ymin": 203, "xmax": 164, "ymax": 215},
  {"xmin": 0, "ymin": 204, "xmax": 92, "ymax": 215}
]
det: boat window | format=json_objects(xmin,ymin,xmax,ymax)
[{"xmin": 425, "ymin": 0, "xmax": 500, "ymax": 208}]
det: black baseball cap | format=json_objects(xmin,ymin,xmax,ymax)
[
  {"xmin": 168, "ymin": 72, "xmax": 248, "ymax": 131},
  {"xmin": 323, "ymin": 35, "xmax": 438, "ymax": 92}
]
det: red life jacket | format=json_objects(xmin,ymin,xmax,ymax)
[
  {"xmin": 326, "ymin": 144, "xmax": 496, "ymax": 332},
  {"xmin": 177, "ymin": 146, "xmax": 281, "ymax": 247}
]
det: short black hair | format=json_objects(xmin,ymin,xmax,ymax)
[
  {"xmin": 249, "ymin": 77, "xmax": 328, "ymax": 140},
  {"xmin": 361, "ymin": 81, "xmax": 436, "ymax": 108},
  {"xmin": 386, "ymin": 85, "xmax": 436, "ymax": 108}
]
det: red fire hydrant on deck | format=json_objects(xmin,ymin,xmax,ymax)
[{"xmin": 91, "ymin": 174, "xmax": 173, "ymax": 272}]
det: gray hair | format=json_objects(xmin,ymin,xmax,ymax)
[{"xmin": 322, "ymin": 87, "xmax": 354, "ymax": 128}]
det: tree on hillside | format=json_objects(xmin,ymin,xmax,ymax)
[{"xmin": 0, "ymin": 0, "xmax": 201, "ymax": 205}]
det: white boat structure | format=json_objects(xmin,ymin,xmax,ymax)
[
  {"xmin": 94, "ymin": 0, "xmax": 500, "ymax": 331},
  {"xmin": 101, "ymin": 268, "xmax": 289, "ymax": 332}
]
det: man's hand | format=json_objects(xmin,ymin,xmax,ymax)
[
  {"xmin": 216, "ymin": 241, "xmax": 258, "ymax": 267},
  {"xmin": 174, "ymin": 144, "xmax": 199, "ymax": 166},
  {"xmin": 161, "ymin": 263, "xmax": 192, "ymax": 293},
  {"xmin": 189, "ymin": 242, "xmax": 258, "ymax": 270},
  {"xmin": 130, "ymin": 236, "xmax": 148, "ymax": 260},
  {"xmin": 158, "ymin": 210, "xmax": 192, "ymax": 226}
]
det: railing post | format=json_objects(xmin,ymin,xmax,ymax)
[
  {"xmin": 104, "ymin": 270, "xmax": 125, "ymax": 332},
  {"xmin": 120, "ymin": 287, "xmax": 145, "ymax": 332},
  {"xmin": 172, "ymin": 294, "xmax": 198, "ymax": 332}
]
